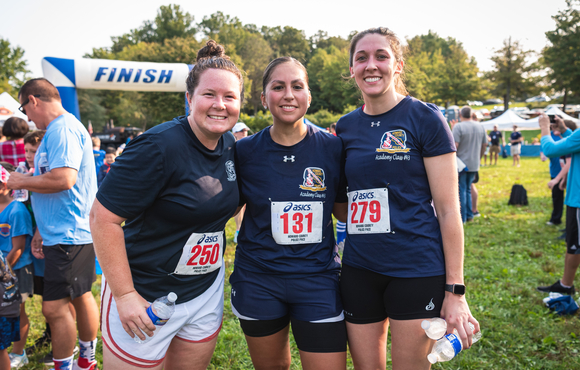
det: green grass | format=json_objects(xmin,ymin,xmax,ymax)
[{"xmin": 11, "ymin": 156, "xmax": 580, "ymax": 369}]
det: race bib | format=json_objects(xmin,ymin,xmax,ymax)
[
  {"xmin": 271, "ymin": 201, "xmax": 323, "ymax": 245},
  {"xmin": 173, "ymin": 232, "xmax": 223, "ymax": 275},
  {"xmin": 347, "ymin": 188, "xmax": 390, "ymax": 234}
]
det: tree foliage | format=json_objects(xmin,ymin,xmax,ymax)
[
  {"xmin": 405, "ymin": 31, "xmax": 481, "ymax": 106},
  {"xmin": 487, "ymin": 37, "xmax": 538, "ymax": 111},
  {"xmin": 543, "ymin": 0, "xmax": 580, "ymax": 107},
  {"xmin": 0, "ymin": 37, "xmax": 30, "ymax": 98}
]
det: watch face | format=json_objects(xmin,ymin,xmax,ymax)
[{"xmin": 454, "ymin": 285, "xmax": 466, "ymax": 295}]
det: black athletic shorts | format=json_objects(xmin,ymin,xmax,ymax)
[
  {"xmin": 43, "ymin": 243, "xmax": 96, "ymax": 301},
  {"xmin": 340, "ymin": 263, "xmax": 445, "ymax": 323},
  {"xmin": 566, "ymin": 207, "xmax": 580, "ymax": 255}
]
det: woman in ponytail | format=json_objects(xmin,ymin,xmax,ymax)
[{"xmin": 90, "ymin": 40, "xmax": 243, "ymax": 370}]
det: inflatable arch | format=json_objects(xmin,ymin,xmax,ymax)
[{"xmin": 42, "ymin": 57, "xmax": 193, "ymax": 120}]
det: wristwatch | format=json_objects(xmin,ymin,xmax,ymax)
[{"xmin": 445, "ymin": 284, "xmax": 466, "ymax": 295}]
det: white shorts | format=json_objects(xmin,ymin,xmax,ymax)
[
  {"xmin": 511, "ymin": 145, "xmax": 521, "ymax": 156},
  {"xmin": 100, "ymin": 264, "xmax": 225, "ymax": 367}
]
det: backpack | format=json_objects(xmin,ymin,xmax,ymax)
[
  {"xmin": 508, "ymin": 184, "xmax": 528, "ymax": 206},
  {"xmin": 502, "ymin": 148, "xmax": 508, "ymax": 158}
]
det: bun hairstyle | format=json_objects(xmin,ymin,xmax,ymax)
[
  {"xmin": 186, "ymin": 40, "xmax": 244, "ymax": 102},
  {"xmin": 349, "ymin": 27, "xmax": 407, "ymax": 95}
]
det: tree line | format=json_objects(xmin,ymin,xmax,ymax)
[{"xmin": 1, "ymin": 1, "xmax": 579, "ymax": 132}]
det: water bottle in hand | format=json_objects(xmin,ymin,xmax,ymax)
[
  {"xmin": 427, "ymin": 322, "xmax": 481, "ymax": 364},
  {"xmin": 134, "ymin": 292, "xmax": 177, "ymax": 344},
  {"xmin": 421, "ymin": 318, "xmax": 447, "ymax": 340},
  {"xmin": 13, "ymin": 162, "xmax": 28, "ymax": 202},
  {"xmin": 38, "ymin": 153, "xmax": 49, "ymax": 174}
]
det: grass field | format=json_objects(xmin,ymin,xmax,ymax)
[{"xmin": 12, "ymin": 155, "xmax": 580, "ymax": 369}]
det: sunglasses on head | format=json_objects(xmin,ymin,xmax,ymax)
[{"xmin": 18, "ymin": 95, "xmax": 41, "ymax": 115}]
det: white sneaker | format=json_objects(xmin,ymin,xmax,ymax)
[{"xmin": 9, "ymin": 351, "xmax": 29, "ymax": 369}]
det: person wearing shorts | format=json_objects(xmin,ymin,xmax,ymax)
[
  {"xmin": 489, "ymin": 125, "xmax": 503, "ymax": 165},
  {"xmin": 336, "ymin": 28, "xmax": 479, "ymax": 370},
  {"xmin": 537, "ymin": 114, "xmax": 580, "ymax": 295},
  {"xmin": 9, "ymin": 78, "xmax": 100, "ymax": 370},
  {"xmin": 90, "ymin": 40, "xmax": 243, "ymax": 370},
  {"xmin": 231, "ymin": 57, "xmax": 348, "ymax": 369},
  {"xmin": 510, "ymin": 125, "xmax": 523, "ymax": 166}
]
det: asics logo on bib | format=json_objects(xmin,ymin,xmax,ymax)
[
  {"xmin": 352, "ymin": 191, "xmax": 375, "ymax": 202},
  {"xmin": 426, "ymin": 298, "xmax": 435, "ymax": 311},
  {"xmin": 371, "ymin": 121, "xmax": 380, "ymax": 127},
  {"xmin": 283, "ymin": 155, "xmax": 295, "ymax": 162},
  {"xmin": 283, "ymin": 203, "xmax": 312, "ymax": 212},
  {"xmin": 196, "ymin": 234, "xmax": 219, "ymax": 244}
]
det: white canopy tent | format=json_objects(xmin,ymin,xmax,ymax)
[
  {"xmin": 524, "ymin": 106, "xmax": 579, "ymax": 126},
  {"xmin": 0, "ymin": 92, "xmax": 37, "ymax": 130},
  {"xmin": 480, "ymin": 109, "xmax": 529, "ymax": 130}
]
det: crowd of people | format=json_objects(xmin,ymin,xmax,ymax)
[{"xmin": 14, "ymin": 24, "xmax": 580, "ymax": 370}]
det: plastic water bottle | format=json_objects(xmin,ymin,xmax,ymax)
[
  {"xmin": 38, "ymin": 153, "xmax": 49, "ymax": 174},
  {"xmin": 134, "ymin": 292, "xmax": 177, "ymax": 344},
  {"xmin": 421, "ymin": 318, "xmax": 447, "ymax": 340},
  {"xmin": 427, "ymin": 322, "xmax": 482, "ymax": 364},
  {"xmin": 13, "ymin": 162, "xmax": 28, "ymax": 202}
]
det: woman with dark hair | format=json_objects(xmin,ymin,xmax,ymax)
[
  {"xmin": 0, "ymin": 117, "xmax": 29, "ymax": 166},
  {"xmin": 231, "ymin": 57, "xmax": 347, "ymax": 369},
  {"xmin": 336, "ymin": 27, "xmax": 479, "ymax": 369},
  {"xmin": 90, "ymin": 40, "xmax": 243, "ymax": 370}
]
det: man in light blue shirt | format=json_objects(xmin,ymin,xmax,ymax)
[
  {"xmin": 8, "ymin": 78, "xmax": 99, "ymax": 370},
  {"xmin": 537, "ymin": 113, "xmax": 580, "ymax": 296}
]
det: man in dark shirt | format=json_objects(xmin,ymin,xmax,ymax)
[
  {"xmin": 489, "ymin": 125, "xmax": 504, "ymax": 165},
  {"xmin": 510, "ymin": 125, "xmax": 523, "ymax": 167}
]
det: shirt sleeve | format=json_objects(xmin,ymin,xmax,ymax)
[
  {"xmin": 45, "ymin": 126, "xmax": 85, "ymax": 171},
  {"xmin": 96, "ymin": 135, "xmax": 167, "ymax": 219},
  {"xmin": 421, "ymin": 108, "xmax": 457, "ymax": 157},
  {"xmin": 541, "ymin": 129, "xmax": 580, "ymax": 158},
  {"xmin": 10, "ymin": 204, "xmax": 32, "ymax": 238}
]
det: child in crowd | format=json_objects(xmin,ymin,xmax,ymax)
[
  {"xmin": 0, "ymin": 249, "xmax": 21, "ymax": 370},
  {"xmin": 97, "ymin": 147, "xmax": 116, "ymax": 187},
  {"xmin": 0, "ymin": 163, "xmax": 33, "ymax": 369}
]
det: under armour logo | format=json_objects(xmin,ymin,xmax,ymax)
[
  {"xmin": 371, "ymin": 121, "xmax": 380, "ymax": 127},
  {"xmin": 283, "ymin": 155, "xmax": 295, "ymax": 162},
  {"xmin": 425, "ymin": 298, "xmax": 435, "ymax": 311},
  {"xmin": 231, "ymin": 289, "xmax": 236, "ymax": 297}
]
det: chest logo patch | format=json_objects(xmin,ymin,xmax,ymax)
[
  {"xmin": 377, "ymin": 130, "xmax": 411, "ymax": 153},
  {"xmin": 225, "ymin": 160, "xmax": 236, "ymax": 181},
  {"xmin": 0, "ymin": 224, "xmax": 10, "ymax": 237},
  {"xmin": 299, "ymin": 167, "xmax": 327, "ymax": 192}
]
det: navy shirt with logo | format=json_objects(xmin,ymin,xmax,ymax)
[
  {"xmin": 234, "ymin": 125, "xmax": 346, "ymax": 275},
  {"xmin": 337, "ymin": 96, "xmax": 455, "ymax": 278},
  {"xmin": 489, "ymin": 130, "xmax": 502, "ymax": 146},
  {"xmin": 97, "ymin": 116, "xmax": 239, "ymax": 303}
]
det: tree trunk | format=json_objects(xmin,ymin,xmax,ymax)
[{"xmin": 563, "ymin": 87, "xmax": 568, "ymax": 112}]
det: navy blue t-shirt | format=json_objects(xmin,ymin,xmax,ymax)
[
  {"xmin": 511, "ymin": 131, "xmax": 522, "ymax": 146},
  {"xmin": 489, "ymin": 130, "xmax": 502, "ymax": 146},
  {"xmin": 337, "ymin": 96, "xmax": 455, "ymax": 278},
  {"xmin": 97, "ymin": 116, "xmax": 239, "ymax": 303},
  {"xmin": 234, "ymin": 125, "xmax": 346, "ymax": 275}
]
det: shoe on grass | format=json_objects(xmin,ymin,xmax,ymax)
[
  {"xmin": 537, "ymin": 280, "xmax": 575, "ymax": 295},
  {"xmin": 473, "ymin": 211, "xmax": 481, "ymax": 217},
  {"xmin": 9, "ymin": 351, "xmax": 29, "ymax": 369}
]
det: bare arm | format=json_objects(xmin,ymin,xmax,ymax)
[
  {"xmin": 480, "ymin": 143, "xmax": 487, "ymax": 159},
  {"xmin": 424, "ymin": 152, "xmax": 479, "ymax": 349},
  {"xmin": 6, "ymin": 235, "xmax": 26, "ymax": 267},
  {"xmin": 8, "ymin": 167, "xmax": 77, "ymax": 193},
  {"xmin": 31, "ymin": 229, "xmax": 44, "ymax": 259},
  {"xmin": 332, "ymin": 202, "xmax": 347, "ymax": 223},
  {"xmin": 90, "ymin": 198, "xmax": 155, "ymax": 340}
]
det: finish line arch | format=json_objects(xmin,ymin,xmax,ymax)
[{"xmin": 42, "ymin": 57, "xmax": 193, "ymax": 120}]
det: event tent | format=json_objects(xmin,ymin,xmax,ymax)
[
  {"xmin": 0, "ymin": 92, "xmax": 37, "ymax": 130},
  {"xmin": 524, "ymin": 106, "xmax": 579, "ymax": 126},
  {"xmin": 479, "ymin": 109, "xmax": 529, "ymax": 130}
]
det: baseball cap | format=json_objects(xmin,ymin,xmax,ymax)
[{"xmin": 232, "ymin": 122, "xmax": 250, "ymax": 133}]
